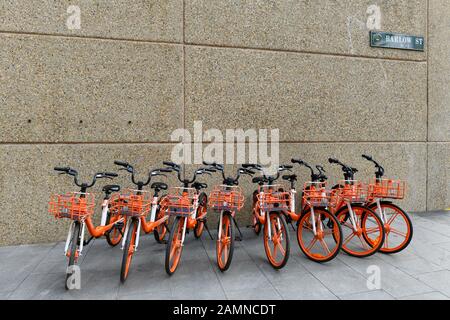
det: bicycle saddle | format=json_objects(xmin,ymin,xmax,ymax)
[
  {"xmin": 151, "ymin": 182, "xmax": 168, "ymax": 191},
  {"xmin": 192, "ymin": 182, "xmax": 207, "ymax": 190},
  {"xmin": 102, "ymin": 185, "xmax": 120, "ymax": 194},
  {"xmin": 252, "ymin": 177, "xmax": 266, "ymax": 184},
  {"xmin": 282, "ymin": 174, "xmax": 297, "ymax": 182}
]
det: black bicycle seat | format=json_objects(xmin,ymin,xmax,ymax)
[
  {"xmin": 192, "ymin": 182, "xmax": 207, "ymax": 190},
  {"xmin": 282, "ymin": 174, "xmax": 297, "ymax": 182},
  {"xmin": 151, "ymin": 182, "xmax": 168, "ymax": 191},
  {"xmin": 252, "ymin": 177, "xmax": 266, "ymax": 184},
  {"xmin": 102, "ymin": 185, "xmax": 120, "ymax": 193}
]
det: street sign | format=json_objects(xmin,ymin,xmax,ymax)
[{"xmin": 370, "ymin": 31, "xmax": 425, "ymax": 51}]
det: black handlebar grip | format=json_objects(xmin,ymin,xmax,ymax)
[
  {"xmin": 351, "ymin": 167, "xmax": 358, "ymax": 173},
  {"xmin": 163, "ymin": 161, "xmax": 177, "ymax": 167},
  {"xmin": 105, "ymin": 172, "xmax": 118, "ymax": 177},
  {"xmin": 284, "ymin": 165, "xmax": 293, "ymax": 169},
  {"xmin": 54, "ymin": 166, "xmax": 70, "ymax": 172},
  {"xmin": 114, "ymin": 161, "xmax": 128, "ymax": 167},
  {"xmin": 328, "ymin": 158, "xmax": 339, "ymax": 164},
  {"xmin": 205, "ymin": 168, "xmax": 216, "ymax": 172},
  {"xmin": 252, "ymin": 177, "xmax": 260, "ymax": 183},
  {"xmin": 246, "ymin": 169, "xmax": 256, "ymax": 174},
  {"xmin": 362, "ymin": 154, "xmax": 372, "ymax": 161},
  {"xmin": 159, "ymin": 168, "xmax": 172, "ymax": 173}
]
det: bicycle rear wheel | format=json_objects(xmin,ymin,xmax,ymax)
[
  {"xmin": 65, "ymin": 221, "xmax": 80, "ymax": 290},
  {"xmin": 165, "ymin": 216, "xmax": 185, "ymax": 275},
  {"xmin": 105, "ymin": 210, "xmax": 126, "ymax": 247},
  {"xmin": 264, "ymin": 212, "xmax": 290, "ymax": 269},
  {"xmin": 216, "ymin": 211, "xmax": 234, "ymax": 272},
  {"xmin": 154, "ymin": 207, "xmax": 169, "ymax": 244},
  {"xmin": 194, "ymin": 192, "xmax": 207, "ymax": 239},
  {"xmin": 297, "ymin": 208, "xmax": 342, "ymax": 263},
  {"xmin": 252, "ymin": 190, "xmax": 262, "ymax": 235},
  {"xmin": 120, "ymin": 218, "xmax": 138, "ymax": 283},
  {"xmin": 336, "ymin": 204, "xmax": 384, "ymax": 258},
  {"xmin": 367, "ymin": 202, "xmax": 413, "ymax": 254}
]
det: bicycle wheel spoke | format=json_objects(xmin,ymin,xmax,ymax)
[
  {"xmin": 364, "ymin": 227, "xmax": 380, "ymax": 235},
  {"xmin": 358, "ymin": 235, "xmax": 369, "ymax": 250},
  {"xmin": 343, "ymin": 232, "xmax": 356, "ymax": 246},
  {"xmin": 387, "ymin": 213, "xmax": 400, "ymax": 225},
  {"xmin": 390, "ymin": 227, "xmax": 407, "ymax": 237},
  {"xmin": 307, "ymin": 237, "xmax": 318, "ymax": 251},
  {"xmin": 320, "ymin": 239, "xmax": 331, "ymax": 254}
]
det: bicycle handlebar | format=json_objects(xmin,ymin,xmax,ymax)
[
  {"xmin": 54, "ymin": 167, "xmax": 116, "ymax": 190},
  {"xmin": 114, "ymin": 161, "xmax": 168, "ymax": 187},
  {"xmin": 361, "ymin": 154, "xmax": 385, "ymax": 178}
]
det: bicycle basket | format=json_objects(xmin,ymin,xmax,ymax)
[
  {"xmin": 49, "ymin": 192, "xmax": 95, "ymax": 221},
  {"xmin": 109, "ymin": 189, "xmax": 152, "ymax": 217},
  {"xmin": 302, "ymin": 182, "xmax": 332, "ymax": 208},
  {"xmin": 257, "ymin": 185, "xmax": 289, "ymax": 212},
  {"xmin": 368, "ymin": 179, "xmax": 406, "ymax": 199},
  {"xmin": 165, "ymin": 187, "xmax": 196, "ymax": 216},
  {"xmin": 337, "ymin": 181, "xmax": 369, "ymax": 203},
  {"xmin": 209, "ymin": 185, "xmax": 244, "ymax": 211}
]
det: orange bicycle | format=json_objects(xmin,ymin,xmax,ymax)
[
  {"xmin": 362, "ymin": 155, "xmax": 413, "ymax": 253},
  {"xmin": 163, "ymin": 162, "xmax": 213, "ymax": 275},
  {"xmin": 328, "ymin": 158, "xmax": 385, "ymax": 257},
  {"xmin": 49, "ymin": 167, "xmax": 125, "ymax": 289},
  {"xmin": 111, "ymin": 161, "xmax": 172, "ymax": 282},
  {"xmin": 247, "ymin": 164, "xmax": 291, "ymax": 269},
  {"xmin": 206, "ymin": 162, "xmax": 254, "ymax": 271},
  {"xmin": 280, "ymin": 159, "xmax": 342, "ymax": 263}
]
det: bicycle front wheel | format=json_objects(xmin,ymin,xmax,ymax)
[
  {"xmin": 105, "ymin": 211, "xmax": 126, "ymax": 247},
  {"xmin": 367, "ymin": 202, "xmax": 413, "ymax": 254},
  {"xmin": 154, "ymin": 207, "xmax": 169, "ymax": 244},
  {"xmin": 263, "ymin": 212, "xmax": 290, "ymax": 269},
  {"xmin": 297, "ymin": 208, "xmax": 342, "ymax": 263},
  {"xmin": 194, "ymin": 192, "xmax": 207, "ymax": 239},
  {"xmin": 165, "ymin": 216, "xmax": 185, "ymax": 275},
  {"xmin": 216, "ymin": 211, "xmax": 234, "ymax": 272},
  {"xmin": 336, "ymin": 204, "xmax": 384, "ymax": 258},
  {"xmin": 120, "ymin": 218, "xmax": 138, "ymax": 283},
  {"xmin": 65, "ymin": 221, "xmax": 80, "ymax": 290}
]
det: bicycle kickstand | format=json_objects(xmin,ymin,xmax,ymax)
[
  {"xmin": 204, "ymin": 221, "xmax": 214, "ymax": 240},
  {"xmin": 232, "ymin": 217, "xmax": 243, "ymax": 241}
]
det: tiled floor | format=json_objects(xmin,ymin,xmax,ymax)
[{"xmin": 1, "ymin": 211, "xmax": 450, "ymax": 300}]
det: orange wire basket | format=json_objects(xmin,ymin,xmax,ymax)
[
  {"xmin": 368, "ymin": 179, "xmax": 406, "ymax": 199},
  {"xmin": 302, "ymin": 182, "xmax": 334, "ymax": 208},
  {"xmin": 109, "ymin": 189, "xmax": 152, "ymax": 217},
  {"xmin": 336, "ymin": 180, "xmax": 369, "ymax": 203},
  {"xmin": 49, "ymin": 192, "xmax": 95, "ymax": 221},
  {"xmin": 209, "ymin": 185, "xmax": 245, "ymax": 212},
  {"xmin": 165, "ymin": 187, "xmax": 196, "ymax": 216},
  {"xmin": 257, "ymin": 185, "xmax": 289, "ymax": 212}
]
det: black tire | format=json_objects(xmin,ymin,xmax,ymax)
[
  {"xmin": 153, "ymin": 207, "xmax": 168, "ymax": 244},
  {"xmin": 217, "ymin": 211, "xmax": 234, "ymax": 272},
  {"xmin": 194, "ymin": 192, "xmax": 208, "ymax": 239},
  {"xmin": 296, "ymin": 208, "xmax": 342, "ymax": 263},
  {"xmin": 367, "ymin": 202, "xmax": 413, "ymax": 254},
  {"xmin": 264, "ymin": 212, "xmax": 290, "ymax": 269},
  {"xmin": 120, "ymin": 218, "xmax": 138, "ymax": 283},
  {"xmin": 165, "ymin": 216, "xmax": 184, "ymax": 275},
  {"xmin": 105, "ymin": 210, "xmax": 125, "ymax": 247},
  {"xmin": 65, "ymin": 221, "xmax": 80, "ymax": 290},
  {"xmin": 335, "ymin": 204, "xmax": 385, "ymax": 258},
  {"xmin": 252, "ymin": 190, "xmax": 262, "ymax": 235}
]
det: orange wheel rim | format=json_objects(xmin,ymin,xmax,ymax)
[
  {"xmin": 123, "ymin": 222, "xmax": 137, "ymax": 279},
  {"xmin": 217, "ymin": 215, "xmax": 231, "ymax": 269},
  {"xmin": 297, "ymin": 210, "xmax": 341, "ymax": 261},
  {"xmin": 264, "ymin": 214, "xmax": 287, "ymax": 267},
  {"xmin": 169, "ymin": 218, "xmax": 184, "ymax": 273},
  {"xmin": 366, "ymin": 204, "xmax": 411, "ymax": 252},
  {"xmin": 338, "ymin": 208, "xmax": 383, "ymax": 256}
]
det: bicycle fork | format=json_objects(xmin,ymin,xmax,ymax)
[
  {"xmin": 121, "ymin": 217, "xmax": 142, "ymax": 252},
  {"xmin": 346, "ymin": 202, "xmax": 359, "ymax": 232},
  {"xmin": 64, "ymin": 220, "xmax": 86, "ymax": 257},
  {"xmin": 375, "ymin": 199, "xmax": 386, "ymax": 224}
]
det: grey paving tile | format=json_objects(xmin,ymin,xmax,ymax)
[
  {"xmin": 399, "ymin": 291, "xmax": 449, "ymax": 300},
  {"xmin": 338, "ymin": 254, "xmax": 434, "ymax": 298},
  {"xmin": 0, "ymin": 243, "xmax": 54, "ymax": 292},
  {"xmin": 0, "ymin": 292, "xmax": 11, "ymax": 299},
  {"xmin": 416, "ymin": 270, "xmax": 450, "ymax": 297},
  {"xmin": 117, "ymin": 270, "xmax": 171, "ymax": 297},
  {"xmin": 339, "ymin": 290, "xmax": 395, "ymax": 300}
]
